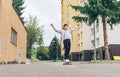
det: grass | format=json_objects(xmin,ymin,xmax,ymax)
[{"xmin": 91, "ymin": 60, "xmax": 120, "ymax": 63}]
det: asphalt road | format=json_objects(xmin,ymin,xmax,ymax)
[{"xmin": 0, "ymin": 61, "xmax": 120, "ymax": 77}]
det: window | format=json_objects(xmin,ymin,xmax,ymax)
[
  {"xmin": 92, "ymin": 38, "xmax": 100, "ymax": 47},
  {"xmin": 68, "ymin": 0, "xmax": 70, "ymax": 8},
  {"xmin": 96, "ymin": 26, "xmax": 99, "ymax": 33},
  {"xmin": 68, "ymin": 12, "xmax": 71, "ymax": 20},
  {"xmin": 91, "ymin": 28, "xmax": 94, "ymax": 35},
  {"xmin": 96, "ymin": 52, "xmax": 100, "ymax": 59},
  {"xmin": 81, "ymin": 42, "xmax": 83, "ymax": 49},
  {"xmin": 11, "ymin": 28, "xmax": 17, "ymax": 45},
  {"xmin": 81, "ymin": 32, "xmax": 83, "ymax": 38},
  {"xmin": 91, "ymin": 40, "xmax": 94, "ymax": 47},
  {"xmin": 78, "ymin": 44, "xmax": 80, "ymax": 51},
  {"xmin": 78, "ymin": 34, "xmax": 80, "ymax": 40},
  {"xmin": 97, "ymin": 38, "xmax": 100, "ymax": 46},
  {"xmin": 68, "ymin": 0, "xmax": 70, "ymax": 4}
]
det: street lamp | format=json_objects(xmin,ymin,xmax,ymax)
[
  {"xmin": 56, "ymin": 41, "xmax": 59, "ymax": 61},
  {"xmin": 56, "ymin": 35, "xmax": 60, "ymax": 61},
  {"xmin": 94, "ymin": 22, "xmax": 97, "ymax": 62},
  {"xmin": 93, "ymin": 0, "xmax": 100, "ymax": 62}
]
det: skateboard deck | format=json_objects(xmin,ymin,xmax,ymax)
[{"xmin": 63, "ymin": 61, "xmax": 71, "ymax": 65}]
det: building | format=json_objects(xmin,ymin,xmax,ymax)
[
  {"xmin": 0, "ymin": 0, "xmax": 27, "ymax": 63},
  {"xmin": 61, "ymin": 0, "xmax": 120, "ymax": 61},
  {"xmin": 90, "ymin": 18, "xmax": 120, "ymax": 60}
]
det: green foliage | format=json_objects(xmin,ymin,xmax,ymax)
[
  {"xmin": 27, "ymin": 48, "xmax": 38, "ymax": 60},
  {"xmin": 26, "ymin": 48, "xmax": 31, "ymax": 59},
  {"xmin": 49, "ymin": 36, "xmax": 61, "ymax": 61},
  {"xmin": 36, "ymin": 46, "xmax": 49, "ymax": 60},
  {"xmin": 27, "ymin": 46, "xmax": 50, "ymax": 60},
  {"xmin": 13, "ymin": 0, "xmax": 25, "ymax": 24},
  {"xmin": 31, "ymin": 48, "xmax": 38, "ymax": 60},
  {"xmin": 71, "ymin": 0, "xmax": 120, "ymax": 28},
  {"xmin": 25, "ymin": 15, "xmax": 43, "ymax": 59}
]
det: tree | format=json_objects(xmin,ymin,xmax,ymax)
[
  {"xmin": 37, "ymin": 26, "xmax": 44, "ymax": 47},
  {"xmin": 25, "ymin": 15, "xmax": 43, "ymax": 59},
  {"xmin": 71, "ymin": 0, "xmax": 120, "ymax": 60},
  {"xmin": 36, "ymin": 46, "xmax": 49, "ymax": 60},
  {"xmin": 49, "ymin": 36, "xmax": 61, "ymax": 61},
  {"xmin": 13, "ymin": 0, "xmax": 25, "ymax": 24}
]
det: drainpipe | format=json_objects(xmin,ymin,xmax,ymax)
[{"xmin": 18, "ymin": 48, "xmax": 21, "ymax": 64}]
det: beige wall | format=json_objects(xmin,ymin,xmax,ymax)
[
  {"xmin": 0, "ymin": 0, "xmax": 27, "ymax": 63},
  {"xmin": 70, "ymin": 0, "xmax": 80, "ymax": 53}
]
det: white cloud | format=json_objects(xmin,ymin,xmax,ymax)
[{"xmin": 23, "ymin": 0, "xmax": 61, "ymax": 46}]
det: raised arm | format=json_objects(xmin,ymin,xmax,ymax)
[
  {"xmin": 50, "ymin": 24, "xmax": 62, "ymax": 34},
  {"xmin": 70, "ymin": 24, "xmax": 80, "ymax": 32}
]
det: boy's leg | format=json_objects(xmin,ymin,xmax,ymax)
[
  {"xmin": 67, "ymin": 39, "xmax": 71, "ymax": 59},
  {"xmin": 63, "ymin": 39, "xmax": 71, "ymax": 60},
  {"xmin": 63, "ymin": 40, "xmax": 68, "ymax": 60}
]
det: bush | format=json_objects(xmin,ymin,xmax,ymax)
[{"xmin": 36, "ymin": 46, "xmax": 50, "ymax": 60}]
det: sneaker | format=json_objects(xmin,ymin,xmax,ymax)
[{"xmin": 65, "ymin": 59, "xmax": 70, "ymax": 62}]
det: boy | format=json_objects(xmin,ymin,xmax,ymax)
[{"xmin": 50, "ymin": 23, "xmax": 79, "ymax": 64}]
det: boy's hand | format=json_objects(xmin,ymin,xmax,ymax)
[
  {"xmin": 50, "ymin": 24, "xmax": 54, "ymax": 27},
  {"xmin": 77, "ymin": 24, "xmax": 80, "ymax": 27}
]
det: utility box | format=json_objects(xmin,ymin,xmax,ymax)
[{"xmin": 113, "ymin": 56, "xmax": 120, "ymax": 61}]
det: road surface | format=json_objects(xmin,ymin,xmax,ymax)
[{"xmin": 0, "ymin": 61, "xmax": 120, "ymax": 77}]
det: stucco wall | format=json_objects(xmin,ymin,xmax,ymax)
[
  {"xmin": 0, "ymin": 0, "xmax": 27, "ymax": 63},
  {"xmin": 90, "ymin": 17, "xmax": 120, "ymax": 49}
]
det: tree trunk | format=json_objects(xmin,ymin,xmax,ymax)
[
  {"xmin": 102, "ymin": 16, "xmax": 110, "ymax": 60},
  {"xmin": 29, "ymin": 38, "xmax": 33, "ymax": 59}
]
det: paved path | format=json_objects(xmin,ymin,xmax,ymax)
[{"xmin": 0, "ymin": 61, "xmax": 120, "ymax": 77}]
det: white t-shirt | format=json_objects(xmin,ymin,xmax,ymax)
[
  {"xmin": 52, "ymin": 26, "xmax": 78, "ymax": 42},
  {"xmin": 63, "ymin": 30, "xmax": 72, "ymax": 40}
]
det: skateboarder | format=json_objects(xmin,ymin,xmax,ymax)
[{"xmin": 50, "ymin": 23, "xmax": 79, "ymax": 65}]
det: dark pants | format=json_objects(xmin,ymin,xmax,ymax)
[{"xmin": 63, "ymin": 39, "xmax": 71, "ymax": 59}]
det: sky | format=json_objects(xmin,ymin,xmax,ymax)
[{"xmin": 23, "ymin": 0, "xmax": 61, "ymax": 46}]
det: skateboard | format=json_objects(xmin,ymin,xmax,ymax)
[{"xmin": 63, "ymin": 61, "xmax": 72, "ymax": 65}]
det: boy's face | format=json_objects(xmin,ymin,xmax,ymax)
[{"xmin": 63, "ymin": 25, "xmax": 69, "ymax": 30}]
